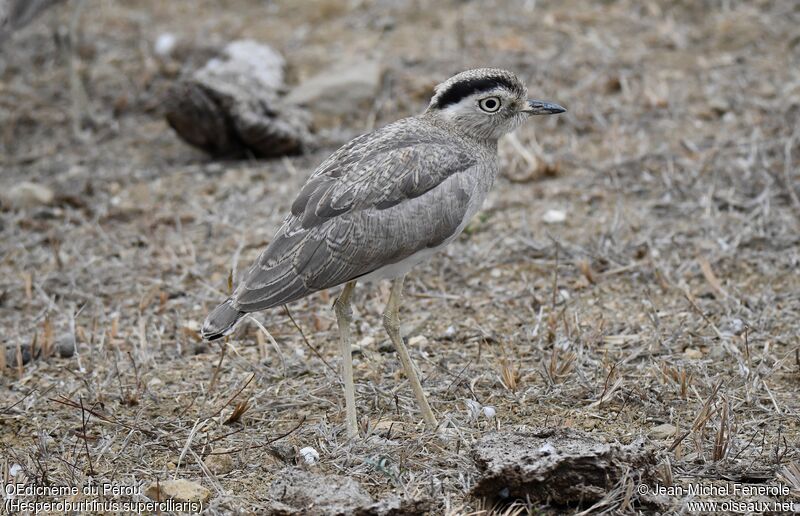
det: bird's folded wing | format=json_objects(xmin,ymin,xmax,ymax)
[{"xmin": 232, "ymin": 125, "xmax": 478, "ymax": 311}]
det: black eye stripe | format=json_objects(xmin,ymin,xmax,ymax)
[{"xmin": 432, "ymin": 77, "xmax": 521, "ymax": 109}]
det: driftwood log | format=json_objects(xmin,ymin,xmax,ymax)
[{"xmin": 164, "ymin": 40, "xmax": 313, "ymax": 159}]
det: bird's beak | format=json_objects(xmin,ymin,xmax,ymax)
[{"xmin": 523, "ymin": 99, "xmax": 566, "ymax": 115}]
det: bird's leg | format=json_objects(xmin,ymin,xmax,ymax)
[
  {"xmin": 334, "ymin": 281, "xmax": 358, "ymax": 438},
  {"xmin": 383, "ymin": 276, "xmax": 438, "ymax": 429}
]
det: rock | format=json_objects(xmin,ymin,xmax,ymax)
[
  {"xmin": 204, "ymin": 450, "xmax": 234, "ymax": 475},
  {"xmin": 267, "ymin": 468, "xmax": 430, "ymax": 516},
  {"xmin": 268, "ymin": 468, "xmax": 372, "ymax": 514},
  {"xmin": 1, "ymin": 182, "xmax": 54, "ymax": 209},
  {"xmin": 542, "ymin": 209, "xmax": 567, "ymax": 224},
  {"xmin": 649, "ymin": 423, "xmax": 677, "ymax": 440},
  {"xmin": 298, "ymin": 446, "xmax": 319, "ymax": 465},
  {"xmin": 357, "ymin": 336, "xmax": 375, "ymax": 348},
  {"xmin": 407, "ymin": 335, "xmax": 428, "ymax": 348},
  {"xmin": 147, "ymin": 377, "xmax": 163, "ymax": 389},
  {"xmin": 269, "ymin": 443, "xmax": 295, "ymax": 463},
  {"xmin": 721, "ymin": 317, "xmax": 745, "ymax": 336},
  {"xmin": 165, "ymin": 40, "xmax": 313, "ymax": 158},
  {"xmin": 376, "ymin": 340, "xmax": 394, "ymax": 353},
  {"xmin": 286, "ymin": 59, "xmax": 382, "ymax": 119},
  {"xmin": 56, "ymin": 334, "xmax": 75, "ymax": 358},
  {"xmin": 154, "ymin": 33, "xmax": 177, "ymax": 57},
  {"xmin": 144, "ymin": 479, "xmax": 211, "ymax": 504},
  {"xmin": 200, "ymin": 40, "xmax": 285, "ymax": 91},
  {"xmin": 471, "ymin": 428, "xmax": 656, "ymax": 505}
]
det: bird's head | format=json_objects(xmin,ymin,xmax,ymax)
[{"xmin": 425, "ymin": 68, "xmax": 565, "ymax": 140}]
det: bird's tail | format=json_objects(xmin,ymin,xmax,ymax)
[{"xmin": 202, "ymin": 297, "xmax": 245, "ymax": 341}]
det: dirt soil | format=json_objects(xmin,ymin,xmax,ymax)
[{"xmin": 1, "ymin": 0, "xmax": 799, "ymax": 514}]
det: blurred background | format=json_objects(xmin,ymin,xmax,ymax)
[{"xmin": 1, "ymin": 0, "xmax": 799, "ymax": 513}]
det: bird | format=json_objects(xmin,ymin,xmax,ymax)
[{"xmin": 202, "ymin": 68, "xmax": 565, "ymax": 437}]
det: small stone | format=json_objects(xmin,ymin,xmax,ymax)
[
  {"xmin": 269, "ymin": 443, "xmax": 295, "ymax": 462},
  {"xmin": 408, "ymin": 335, "xmax": 429, "ymax": 348},
  {"xmin": 650, "ymin": 423, "xmax": 677, "ymax": 439},
  {"xmin": 145, "ymin": 479, "xmax": 211, "ymax": 504},
  {"xmin": 286, "ymin": 59, "xmax": 382, "ymax": 118},
  {"xmin": 357, "ymin": 336, "xmax": 375, "ymax": 348},
  {"xmin": 2, "ymin": 182, "xmax": 54, "ymax": 209},
  {"xmin": 709, "ymin": 97, "xmax": 729, "ymax": 116},
  {"xmin": 538, "ymin": 442, "xmax": 557, "ymax": 455},
  {"xmin": 482, "ymin": 406, "xmax": 496, "ymax": 419},
  {"xmin": 377, "ymin": 340, "xmax": 394, "ymax": 353},
  {"xmin": 443, "ymin": 326, "xmax": 456, "ymax": 338},
  {"xmin": 299, "ymin": 446, "xmax": 319, "ymax": 465},
  {"xmin": 56, "ymin": 334, "xmax": 75, "ymax": 358},
  {"xmin": 542, "ymin": 209, "xmax": 567, "ymax": 224},
  {"xmin": 204, "ymin": 451, "xmax": 234, "ymax": 475},
  {"xmin": 147, "ymin": 377, "xmax": 163, "ymax": 389},
  {"xmin": 154, "ymin": 33, "xmax": 177, "ymax": 57},
  {"xmin": 721, "ymin": 317, "xmax": 745, "ymax": 335},
  {"xmin": 684, "ymin": 348, "xmax": 703, "ymax": 359}
]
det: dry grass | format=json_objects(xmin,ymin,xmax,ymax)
[{"xmin": 1, "ymin": 0, "xmax": 799, "ymax": 514}]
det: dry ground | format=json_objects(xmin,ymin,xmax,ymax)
[{"xmin": 1, "ymin": 0, "xmax": 799, "ymax": 514}]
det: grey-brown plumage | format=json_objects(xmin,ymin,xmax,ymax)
[
  {"xmin": 203, "ymin": 69, "xmax": 564, "ymax": 340},
  {"xmin": 201, "ymin": 68, "xmax": 564, "ymax": 436}
]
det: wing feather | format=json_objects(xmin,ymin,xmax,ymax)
[{"xmin": 233, "ymin": 118, "xmax": 479, "ymax": 312}]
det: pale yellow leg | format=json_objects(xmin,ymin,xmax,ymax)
[
  {"xmin": 383, "ymin": 276, "xmax": 438, "ymax": 429},
  {"xmin": 334, "ymin": 281, "xmax": 358, "ymax": 438}
]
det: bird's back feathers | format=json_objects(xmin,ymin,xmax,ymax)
[{"xmin": 229, "ymin": 116, "xmax": 492, "ymax": 313}]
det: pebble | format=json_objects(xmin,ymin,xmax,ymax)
[
  {"xmin": 57, "ymin": 334, "xmax": 75, "ymax": 358},
  {"xmin": 286, "ymin": 58, "xmax": 382, "ymax": 117},
  {"xmin": 357, "ymin": 336, "xmax": 375, "ymax": 348},
  {"xmin": 299, "ymin": 446, "xmax": 319, "ymax": 465},
  {"xmin": 154, "ymin": 33, "xmax": 177, "ymax": 57},
  {"xmin": 542, "ymin": 209, "xmax": 567, "ymax": 224},
  {"xmin": 144, "ymin": 479, "xmax": 211, "ymax": 504},
  {"xmin": 147, "ymin": 377, "xmax": 163, "ymax": 389},
  {"xmin": 408, "ymin": 335, "xmax": 429, "ymax": 348},
  {"xmin": 204, "ymin": 450, "xmax": 234, "ymax": 475},
  {"xmin": 1, "ymin": 182, "xmax": 54, "ymax": 209},
  {"xmin": 650, "ymin": 423, "xmax": 678, "ymax": 439}
]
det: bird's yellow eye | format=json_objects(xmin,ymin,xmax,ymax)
[{"xmin": 478, "ymin": 97, "xmax": 501, "ymax": 113}]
